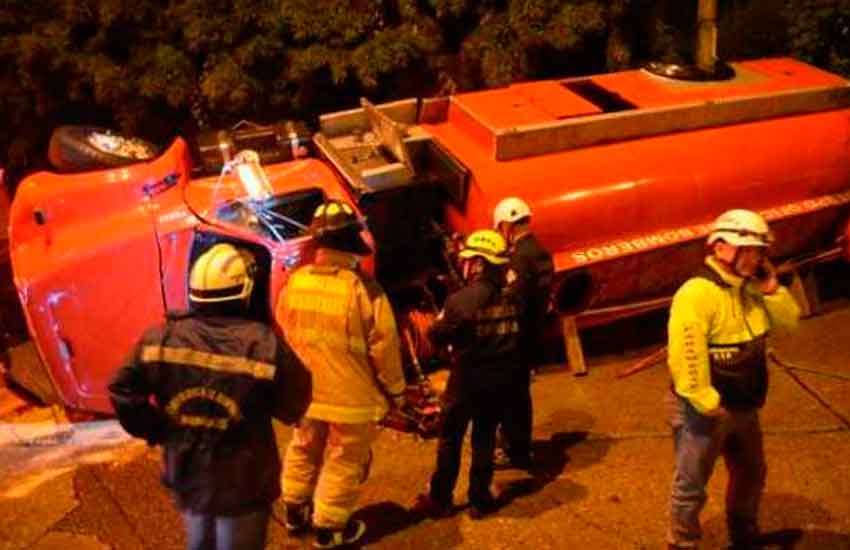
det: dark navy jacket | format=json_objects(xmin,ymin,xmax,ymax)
[
  {"xmin": 109, "ymin": 312, "xmax": 311, "ymax": 515},
  {"xmin": 429, "ymin": 268, "xmax": 523, "ymax": 395},
  {"xmin": 510, "ymin": 233, "xmax": 554, "ymax": 349}
]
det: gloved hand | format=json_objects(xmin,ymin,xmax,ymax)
[
  {"xmin": 703, "ymin": 405, "xmax": 729, "ymax": 418},
  {"xmin": 391, "ymin": 394, "xmax": 407, "ymax": 410}
]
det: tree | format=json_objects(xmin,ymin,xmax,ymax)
[{"xmin": 1, "ymin": 0, "xmax": 847, "ymax": 190}]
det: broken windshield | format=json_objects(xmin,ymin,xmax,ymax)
[
  {"xmin": 185, "ymin": 150, "xmax": 323, "ymax": 242},
  {"xmin": 214, "ymin": 187, "xmax": 324, "ymax": 241}
]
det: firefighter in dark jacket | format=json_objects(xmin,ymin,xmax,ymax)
[
  {"xmin": 109, "ymin": 243, "xmax": 312, "ymax": 550},
  {"xmin": 414, "ymin": 229, "xmax": 522, "ymax": 520},
  {"xmin": 666, "ymin": 209, "xmax": 799, "ymax": 550},
  {"xmin": 493, "ymin": 197, "xmax": 554, "ymax": 470}
]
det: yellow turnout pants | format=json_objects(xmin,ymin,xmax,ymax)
[{"xmin": 283, "ymin": 418, "xmax": 376, "ymax": 529}]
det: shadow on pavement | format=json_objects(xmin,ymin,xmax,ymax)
[
  {"xmin": 703, "ymin": 492, "xmax": 849, "ymax": 549},
  {"xmin": 495, "ymin": 430, "xmax": 611, "ymax": 519},
  {"xmin": 353, "ymin": 500, "xmax": 465, "ymax": 548},
  {"xmin": 346, "ymin": 432, "xmax": 605, "ymax": 546},
  {"xmin": 355, "ymin": 500, "xmax": 419, "ymax": 544},
  {"xmin": 786, "ymin": 529, "xmax": 850, "ymax": 549},
  {"xmin": 746, "ymin": 528, "xmax": 850, "ymax": 549},
  {"xmin": 274, "ymin": 499, "xmax": 463, "ymax": 550}
]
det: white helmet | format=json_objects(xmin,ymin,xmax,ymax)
[
  {"xmin": 493, "ymin": 197, "xmax": 532, "ymax": 227},
  {"xmin": 708, "ymin": 209, "xmax": 773, "ymax": 247}
]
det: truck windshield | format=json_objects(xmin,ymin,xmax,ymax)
[{"xmin": 213, "ymin": 187, "xmax": 325, "ymax": 242}]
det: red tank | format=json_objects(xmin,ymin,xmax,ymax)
[{"xmin": 417, "ymin": 58, "xmax": 850, "ymax": 319}]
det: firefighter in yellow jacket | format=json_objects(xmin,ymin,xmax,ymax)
[
  {"xmin": 667, "ymin": 209, "xmax": 800, "ymax": 550},
  {"xmin": 276, "ymin": 199, "xmax": 405, "ymax": 549}
]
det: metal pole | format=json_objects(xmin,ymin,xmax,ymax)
[{"xmin": 696, "ymin": 0, "xmax": 718, "ymax": 74}]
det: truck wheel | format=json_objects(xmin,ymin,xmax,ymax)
[{"xmin": 48, "ymin": 126, "xmax": 159, "ymax": 172}]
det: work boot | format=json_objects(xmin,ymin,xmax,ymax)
[
  {"xmin": 467, "ymin": 494, "xmax": 499, "ymax": 520},
  {"xmin": 728, "ymin": 529, "xmax": 803, "ymax": 549},
  {"xmin": 313, "ymin": 520, "xmax": 366, "ymax": 549},
  {"xmin": 284, "ymin": 501, "xmax": 312, "ymax": 534},
  {"xmin": 492, "ymin": 448, "xmax": 511, "ymax": 468},
  {"xmin": 493, "ymin": 449, "xmax": 534, "ymax": 471},
  {"xmin": 727, "ymin": 518, "xmax": 760, "ymax": 549},
  {"xmin": 411, "ymin": 493, "xmax": 453, "ymax": 519}
]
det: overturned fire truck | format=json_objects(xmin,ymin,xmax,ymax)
[{"xmin": 7, "ymin": 57, "xmax": 850, "ymax": 418}]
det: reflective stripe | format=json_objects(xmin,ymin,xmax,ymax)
[
  {"xmin": 475, "ymin": 304, "xmax": 518, "ymax": 320},
  {"xmin": 290, "ymin": 329, "xmax": 367, "ymax": 355},
  {"xmin": 284, "ymin": 269, "xmax": 368, "ymax": 355},
  {"xmin": 287, "ymin": 292, "xmax": 347, "ymax": 316},
  {"xmin": 306, "ymin": 402, "xmax": 387, "ymax": 424},
  {"xmin": 164, "ymin": 386, "xmax": 243, "ymax": 431},
  {"xmin": 176, "ymin": 414, "xmax": 230, "ymax": 430},
  {"xmin": 314, "ymin": 498, "xmax": 354, "ymax": 527},
  {"xmin": 141, "ymin": 346, "xmax": 276, "ymax": 380},
  {"xmin": 476, "ymin": 319, "xmax": 519, "ymax": 337},
  {"xmin": 475, "ymin": 303, "xmax": 520, "ymax": 336},
  {"xmin": 288, "ymin": 272, "xmax": 350, "ymax": 294}
]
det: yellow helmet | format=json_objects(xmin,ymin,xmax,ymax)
[
  {"xmin": 310, "ymin": 199, "xmax": 371, "ymax": 255},
  {"xmin": 189, "ymin": 243, "xmax": 256, "ymax": 303},
  {"xmin": 458, "ymin": 229, "xmax": 509, "ymax": 265}
]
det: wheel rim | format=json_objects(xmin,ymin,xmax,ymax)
[{"xmin": 87, "ymin": 131, "xmax": 157, "ymax": 160}]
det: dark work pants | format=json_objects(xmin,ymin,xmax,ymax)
[
  {"xmin": 182, "ymin": 506, "xmax": 270, "ymax": 550},
  {"xmin": 429, "ymin": 381, "xmax": 502, "ymax": 507},
  {"xmin": 498, "ymin": 368, "xmax": 533, "ymax": 462}
]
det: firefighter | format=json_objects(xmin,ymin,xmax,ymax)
[
  {"xmin": 414, "ymin": 229, "xmax": 522, "ymax": 520},
  {"xmin": 492, "ymin": 197, "xmax": 554, "ymax": 470},
  {"xmin": 109, "ymin": 243, "xmax": 312, "ymax": 550},
  {"xmin": 276, "ymin": 199, "xmax": 405, "ymax": 549},
  {"xmin": 667, "ymin": 209, "xmax": 800, "ymax": 550}
]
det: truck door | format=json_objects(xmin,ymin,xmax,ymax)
[{"xmin": 9, "ymin": 143, "xmax": 189, "ymax": 413}]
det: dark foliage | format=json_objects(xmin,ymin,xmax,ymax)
[{"xmin": 1, "ymin": 0, "xmax": 848, "ymax": 189}]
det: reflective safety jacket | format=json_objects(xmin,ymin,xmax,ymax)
[
  {"xmin": 668, "ymin": 257, "xmax": 800, "ymax": 413},
  {"xmin": 429, "ymin": 267, "xmax": 522, "ymax": 380},
  {"xmin": 275, "ymin": 249, "xmax": 405, "ymax": 424},
  {"xmin": 109, "ymin": 312, "xmax": 311, "ymax": 516}
]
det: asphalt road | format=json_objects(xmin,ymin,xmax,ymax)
[{"xmin": 1, "ymin": 298, "xmax": 849, "ymax": 550}]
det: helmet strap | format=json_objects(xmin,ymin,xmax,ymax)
[
  {"xmin": 462, "ymin": 257, "xmax": 485, "ymax": 282},
  {"xmin": 512, "ymin": 223, "xmax": 531, "ymax": 243},
  {"xmin": 730, "ymin": 247, "xmax": 748, "ymax": 278},
  {"xmin": 496, "ymin": 222, "xmax": 511, "ymax": 242},
  {"xmin": 712, "ymin": 241, "xmax": 746, "ymax": 278},
  {"xmin": 714, "ymin": 246, "xmax": 752, "ymax": 279}
]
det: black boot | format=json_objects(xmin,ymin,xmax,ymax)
[
  {"xmin": 313, "ymin": 520, "xmax": 366, "ymax": 549},
  {"xmin": 468, "ymin": 493, "xmax": 499, "ymax": 520},
  {"xmin": 284, "ymin": 501, "xmax": 312, "ymax": 534},
  {"xmin": 411, "ymin": 493, "xmax": 453, "ymax": 519}
]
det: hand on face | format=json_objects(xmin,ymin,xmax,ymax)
[
  {"xmin": 715, "ymin": 242, "xmax": 778, "ymax": 293},
  {"xmin": 734, "ymin": 247, "xmax": 778, "ymax": 294}
]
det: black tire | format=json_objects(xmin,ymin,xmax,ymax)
[
  {"xmin": 48, "ymin": 126, "xmax": 159, "ymax": 172},
  {"xmin": 644, "ymin": 61, "xmax": 736, "ymax": 81}
]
